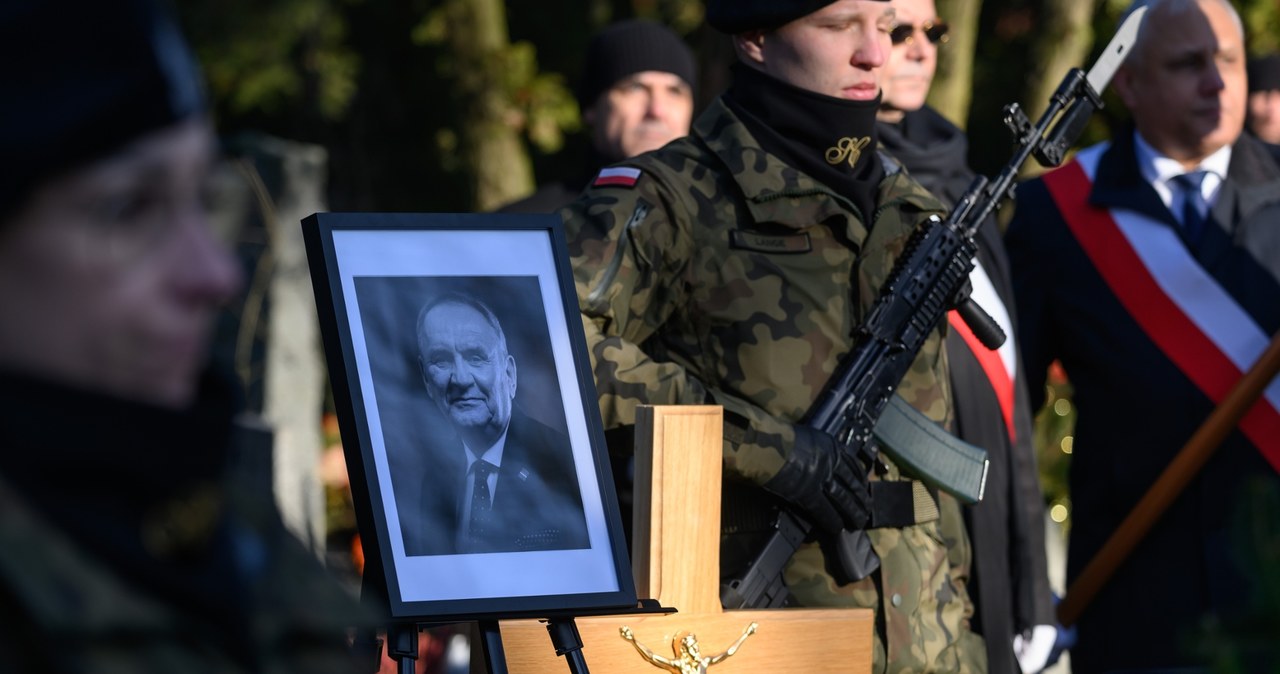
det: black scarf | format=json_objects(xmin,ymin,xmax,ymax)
[
  {"xmin": 0, "ymin": 369, "xmax": 252, "ymax": 661},
  {"xmin": 724, "ymin": 62, "xmax": 885, "ymax": 223},
  {"xmin": 876, "ymin": 105, "xmax": 974, "ymax": 206}
]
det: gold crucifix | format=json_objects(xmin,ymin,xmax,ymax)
[{"xmin": 619, "ymin": 622, "xmax": 758, "ymax": 673}]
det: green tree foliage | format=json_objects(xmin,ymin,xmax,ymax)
[
  {"xmin": 1032, "ymin": 368, "xmax": 1076, "ymax": 526},
  {"xmin": 180, "ymin": 0, "xmax": 1280, "ymax": 209},
  {"xmin": 181, "ymin": 0, "xmax": 358, "ymax": 121},
  {"xmin": 1242, "ymin": 0, "xmax": 1280, "ymax": 54},
  {"xmin": 412, "ymin": 0, "xmax": 537, "ymax": 210}
]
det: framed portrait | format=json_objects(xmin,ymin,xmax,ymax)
[{"xmin": 302, "ymin": 212, "xmax": 636, "ymax": 621}]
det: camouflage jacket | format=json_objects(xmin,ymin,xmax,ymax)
[
  {"xmin": 0, "ymin": 372, "xmax": 366, "ymax": 674},
  {"xmin": 563, "ymin": 98, "xmax": 985, "ymax": 673}
]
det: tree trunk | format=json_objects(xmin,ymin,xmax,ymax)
[
  {"xmin": 930, "ymin": 0, "xmax": 985, "ymax": 129},
  {"xmin": 1026, "ymin": 0, "xmax": 1099, "ymax": 121},
  {"xmin": 443, "ymin": 0, "xmax": 534, "ymax": 211},
  {"xmin": 260, "ymin": 137, "xmax": 329, "ymax": 556},
  {"xmin": 210, "ymin": 133, "xmax": 330, "ymax": 556}
]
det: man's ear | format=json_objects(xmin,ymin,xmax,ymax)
[
  {"xmin": 734, "ymin": 31, "xmax": 767, "ymax": 66},
  {"xmin": 418, "ymin": 355, "xmax": 433, "ymax": 399},
  {"xmin": 1113, "ymin": 65, "xmax": 1139, "ymax": 110},
  {"xmin": 505, "ymin": 354, "xmax": 517, "ymax": 399}
]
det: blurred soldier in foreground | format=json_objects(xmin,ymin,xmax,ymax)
[
  {"xmin": 562, "ymin": 1, "xmax": 985, "ymax": 670},
  {"xmin": 499, "ymin": 19, "xmax": 696, "ymax": 213},
  {"xmin": 875, "ymin": 0, "xmax": 1056, "ymax": 671},
  {"xmin": 0, "ymin": 1, "xmax": 363, "ymax": 670},
  {"xmin": 1006, "ymin": 0, "xmax": 1280, "ymax": 670}
]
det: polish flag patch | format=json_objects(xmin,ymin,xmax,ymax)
[{"xmin": 592, "ymin": 166, "xmax": 642, "ymax": 188}]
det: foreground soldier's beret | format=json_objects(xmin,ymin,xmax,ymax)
[
  {"xmin": 0, "ymin": 0, "xmax": 205, "ymax": 219},
  {"xmin": 706, "ymin": 0, "xmax": 888, "ymax": 34}
]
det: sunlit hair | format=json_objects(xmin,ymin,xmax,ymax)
[
  {"xmin": 416, "ymin": 291, "xmax": 510, "ymax": 359},
  {"xmin": 1121, "ymin": 0, "xmax": 1244, "ymax": 70}
]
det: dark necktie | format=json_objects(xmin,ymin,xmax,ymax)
[
  {"xmin": 1172, "ymin": 170, "xmax": 1209, "ymax": 247},
  {"xmin": 467, "ymin": 459, "xmax": 497, "ymax": 546}
]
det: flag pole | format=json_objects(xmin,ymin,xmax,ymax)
[{"xmin": 1058, "ymin": 330, "xmax": 1280, "ymax": 627}]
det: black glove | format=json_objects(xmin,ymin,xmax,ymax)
[{"xmin": 762, "ymin": 424, "xmax": 871, "ymax": 536}]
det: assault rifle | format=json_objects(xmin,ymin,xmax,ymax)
[{"xmin": 720, "ymin": 7, "xmax": 1148, "ymax": 610}]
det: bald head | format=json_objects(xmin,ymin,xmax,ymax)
[
  {"xmin": 1122, "ymin": 0, "xmax": 1242, "ymax": 71},
  {"xmin": 1113, "ymin": 0, "xmax": 1247, "ymax": 167}
]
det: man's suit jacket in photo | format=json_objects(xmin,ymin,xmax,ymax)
[{"xmin": 403, "ymin": 408, "xmax": 589, "ymax": 556}]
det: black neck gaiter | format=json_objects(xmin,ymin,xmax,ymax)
[
  {"xmin": 0, "ymin": 369, "xmax": 253, "ymax": 663},
  {"xmin": 724, "ymin": 63, "xmax": 885, "ymax": 223}
]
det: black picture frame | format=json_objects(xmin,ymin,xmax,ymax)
[{"xmin": 302, "ymin": 212, "xmax": 637, "ymax": 622}]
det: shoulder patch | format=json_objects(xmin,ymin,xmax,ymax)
[{"xmin": 592, "ymin": 166, "xmax": 642, "ymax": 188}]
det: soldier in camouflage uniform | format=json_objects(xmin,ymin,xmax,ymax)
[
  {"xmin": 561, "ymin": 1, "xmax": 986, "ymax": 671},
  {"xmin": 0, "ymin": 1, "xmax": 366, "ymax": 670}
]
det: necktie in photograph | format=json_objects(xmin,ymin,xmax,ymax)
[
  {"xmin": 1172, "ymin": 170, "xmax": 1208, "ymax": 247},
  {"xmin": 468, "ymin": 460, "xmax": 497, "ymax": 546}
]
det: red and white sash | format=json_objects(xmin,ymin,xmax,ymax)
[
  {"xmin": 1042, "ymin": 143, "xmax": 1280, "ymax": 473},
  {"xmin": 948, "ymin": 259, "xmax": 1019, "ymax": 443}
]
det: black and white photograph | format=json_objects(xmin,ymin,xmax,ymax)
[
  {"xmin": 303, "ymin": 213, "xmax": 634, "ymax": 620},
  {"xmin": 354, "ymin": 276, "xmax": 590, "ymax": 558}
]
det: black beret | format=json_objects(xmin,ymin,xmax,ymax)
[
  {"xmin": 1248, "ymin": 54, "xmax": 1280, "ymax": 94},
  {"xmin": 706, "ymin": 0, "xmax": 887, "ymax": 34},
  {"xmin": 0, "ymin": 0, "xmax": 205, "ymax": 218},
  {"xmin": 578, "ymin": 20, "xmax": 697, "ymax": 108}
]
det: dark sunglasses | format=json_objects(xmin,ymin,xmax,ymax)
[{"xmin": 890, "ymin": 20, "xmax": 950, "ymax": 46}]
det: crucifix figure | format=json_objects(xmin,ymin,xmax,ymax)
[{"xmin": 619, "ymin": 622, "xmax": 758, "ymax": 674}]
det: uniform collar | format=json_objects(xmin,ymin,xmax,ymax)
[
  {"xmin": 1132, "ymin": 130, "xmax": 1231, "ymax": 211},
  {"xmin": 693, "ymin": 97, "xmax": 942, "ymax": 236}
]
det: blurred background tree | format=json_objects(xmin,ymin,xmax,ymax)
[{"xmin": 177, "ymin": 0, "xmax": 1280, "ymax": 212}]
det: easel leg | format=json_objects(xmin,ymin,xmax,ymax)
[
  {"xmin": 355, "ymin": 567, "xmax": 386, "ymax": 674},
  {"xmin": 350, "ymin": 625, "xmax": 383, "ymax": 674},
  {"xmin": 546, "ymin": 617, "xmax": 590, "ymax": 674},
  {"xmin": 387, "ymin": 623, "xmax": 418, "ymax": 674},
  {"xmin": 478, "ymin": 620, "xmax": 509, "ymax": 674}
]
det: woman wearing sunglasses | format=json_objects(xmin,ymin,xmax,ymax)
[{"xmin": 876, "ymin": 1, "xmax": 1058, "ymax": 674}]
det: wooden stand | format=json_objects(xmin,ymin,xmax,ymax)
[{"xmin": 501, "ymin": 406, "xmax": 873, "ymax": 673}]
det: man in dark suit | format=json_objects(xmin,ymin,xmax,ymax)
[
  {"xmin": 407, "ymin": 292, "xmax": 589, "ymax": 555},
  {"xmin": 876, "ymin": 0, "xmax": 1056, "ymax": 671},
  {"xmin": 1006, "ymin": 0, "xmax": 1280, "ymax": 670}
]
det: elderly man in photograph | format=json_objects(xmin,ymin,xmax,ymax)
[{"xmin": 409, "ymin": 292, "xmax": 589, "ymax": 556}]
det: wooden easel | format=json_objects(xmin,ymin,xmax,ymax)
[{"xmin": 501, "ymin": 405, "xmax": 873, "ymax": 672}]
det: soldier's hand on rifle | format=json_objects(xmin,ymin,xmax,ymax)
[{"xmin": 762, "ymin": 425, "xmax": 871, "ymax": 535}]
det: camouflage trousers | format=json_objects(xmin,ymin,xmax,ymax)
[{"xmin": 786, "ymin": 490, "xmax": 987, "ymax": 673}]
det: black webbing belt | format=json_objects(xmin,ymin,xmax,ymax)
[{"xmin": 869, "ymin": 480, "xmax": 940, "ymax": 528}]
